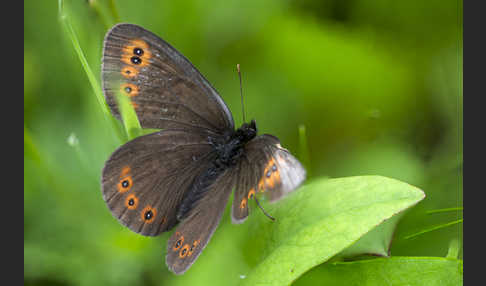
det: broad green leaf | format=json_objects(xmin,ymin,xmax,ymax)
[
  {"xmin": 293, "ymin": 256, "xmax": 463, "ymax": 286},
  {"xmin": 169, "ymin": 176, "xmax": 425, "ymax": 286},
  {"xmin": 241, "ymin": 176, "xmax": 424, "ymax": 286},
  {"xmin": 335, "ymin": 212, "xmax": 404, "ymax": 259}
]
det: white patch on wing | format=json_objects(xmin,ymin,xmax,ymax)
[{"xmin": 271, "ymin": 146, "xmax": 306, "ymax": 200}]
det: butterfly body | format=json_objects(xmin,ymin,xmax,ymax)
[{"xmin": 101, "ymin": 23, "xmax": 305, "ymax": 274}]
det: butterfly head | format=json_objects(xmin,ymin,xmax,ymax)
[{"xmin": 237, "ymin": 119, "xmax": 257, "ymax": 143}]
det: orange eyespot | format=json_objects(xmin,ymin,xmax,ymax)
[
  {"xmin": 121, "ymin": 39, "xmax": 151, "ymax": 67},
  {"xmin": 267, "ymin": 169, "xmax": 281, "ymax": 188},
  {"xmin": 187, "ymin": 239, "xmax": 200, "ymax": 257},
  {"xmin": 263, "ymin": 158, "xmax": 276, "ymax": 175},
  {"xmin": 117, "ymin": 176, "xmax": 133, "ymax": 193},
  {"xmin": 125, "ymin": 194, "xmax": 138, "ymax": 210},
  {"xmin": 240, "ymin": 198, "xmax": 247, "ymax": 209},
  {"xmin": 173, "ymin": 236, "xmax": 184, "ymax": 251},
  {"xmin": 248, "ymin": 189, "xmax": 255, "ymax": 200},
  {"xmin": 262, "ymin": 158, "xmax": 281, "ymax": 189},
  {"xmin": 120, "ymin": 83, "xmax": 139, "ymax": 97},
  {"xmin": 141, "ymin": 206, "xmax": 156, "ymax": 223},
  {"xmin": 179, "ymin": 244, "xmax": 190, "ymax": 258},
  {"xmin": 121, "ymin": 66, "xmax": 138, "ymax": 78}
]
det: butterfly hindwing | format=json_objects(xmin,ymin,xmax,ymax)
[
  {"xmin": 166, "ymin": 168, "xmax": 235, "ymax": 274},
  {"xmin": 231, "ymin": 134, "xmax": 306, "ymax": 223},
  {"xmin": 231, "ymin": 154, "xmax": 259, "ymax": 223},
  {"xmin": 102, "ymin": 23, "xmax": 234, "ymax": 133},
  {"xmin": 101, "ymin": 128, "xmax": 217, "ymax": 236}
]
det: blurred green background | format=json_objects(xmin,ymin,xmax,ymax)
[{"xmin": 24, "ymin": 0, "xmax": 462, "ymax": 285}]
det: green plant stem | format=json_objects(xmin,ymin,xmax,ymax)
[
  {"xmin": 403, "ymin": 219, "xmax": 463, "ymax": 240},
  {"xmin": 426, "ymin": 207, "xmax": 463, "ymax": 214},
  {"xmin": 58, "ymin": 0, "xmax": 124, "ymax": 143},
  {"xmin": 115, "ymin": 90, "xmax": 142, "ymax": 140}
]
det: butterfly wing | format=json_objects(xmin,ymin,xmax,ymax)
[
  {"xmin": 101, "ymin": 128, "xmax": 219, "ymax": 236},
  {"xmin": 231, "ymin": 134, "xmax": 306, "ymax": 223},
  {"xmin": 102, "ymin": 23, "xmax": 234, "ymax": 133},
  {"xmin": 166, "ymin": 168, "xmax": 235, "ymax": 274}
]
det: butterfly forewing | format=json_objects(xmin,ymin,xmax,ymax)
[
  {"xmin": 101, "ymin": 128, "xmax": 217, "ymax": 236},
  {"xmin": 102, "ymin": 23, "xmax": 234, "ymax": 133}
]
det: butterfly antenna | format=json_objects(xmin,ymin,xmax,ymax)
[
  {"xmin": 254, "ymin": 196, "xmax": 276, "ymax": 221},
  {"xmin": 237, "ymin": 64, "xmax": 246, "ymax": 123}
]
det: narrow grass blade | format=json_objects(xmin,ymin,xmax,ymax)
[
  {"xmin": 58, "ymin": 0, "xmax": 124, "ymax": 143},
  {"xmin": 426, "ymin": 207, "xmax": 463, "ymax": 214},
  {"xmin": 403, "ymin": 219, "xmax": 463, "ymax": 240},
  {"xmin": 115, "ymin": 89, "xmax": 142, "ymax": 140}
]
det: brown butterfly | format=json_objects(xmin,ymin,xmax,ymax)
[{"xmin": 100, "ymin": 23, "xmax": 306, "ymax": 274}]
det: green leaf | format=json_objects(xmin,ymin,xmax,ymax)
[
  {"xmin": 293, "ymin": 256, "xmax": 463, "ymax": 286},
  {"xmin": 241, "ymin": 176, "xmax": 425, "ymax": 286},
  {"xmin": 115, "ymin": 90, "xmax": 143, "ymax": 140},
  {"xmin": 335, "ymin": 212, "xmax": 404, "ymax": 259},
  {"xmin": 169, "ymin": 176, "xmax": 425, "ymax": 286}
]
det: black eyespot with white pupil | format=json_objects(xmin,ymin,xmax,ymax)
[
  {"xmin": 144, "ymin": 210, "xmax": 153, "ymax": 220},
  {"xmin": 176, "ymin": 239, "xmax": 182, "ymax": 248},
  {"xmin": 272, "ymin": 165, "xmax": 277, "ymax": 171},
  {"xmin": 266, "ymin": 170, "xmax": 272, "ymax": 178},
  {"xmin": 131, "ymin": 56, "xmax": 141, "ymax": 65},
  {"xmin": 128, "ymin": 198, "xmax": 135, "ymax": 206},
  {"xmin": 124, "ymin": 86, "xmax": 132, "ymax": 93},
  {"xmin": 181, "ymin": 248, "xmax": 187, "ymax": 256},
  {"xmin": 133, "ymin": 48, "xmax": 144, "ymax": 56},
  {"xmin": 122, "ymin": 180, "xmax": 130, "ymax": 188}
]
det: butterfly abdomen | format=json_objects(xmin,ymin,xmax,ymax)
[{"xmin": 176, "ymin": 120, "xmax": 257, "ymax": 220}]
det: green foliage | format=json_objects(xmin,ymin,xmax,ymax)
[
  {"xmin": 25, "ymin": 0, "xmax": 462, "ymax": 285},
  {"xmin": 293, "ymin": 257, "xmax": 463, "ymax": 286},
  {"xmin": 241, "ymin": 176, "xmax": 424, "ymax": 285}
]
